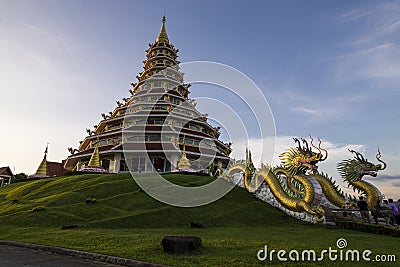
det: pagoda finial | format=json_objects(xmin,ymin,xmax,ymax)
[
  {"xmin": 178, "ymin": 146, "xmax": 191, "ymax": 169},
  {"xmin": 44, "ymin": 143, "xmax": 49, "ymax": 159},
  {"xmin": 156, "ymin": 15, "xmax": 169, "ymax": 43},
  {"xmin": 88, "ymin": 139, "xmax": 101, "ymax": 168},
  {"xmin": 177, "ymin": 136, "xmax": 191, "ymax": 169},
  {"xmin": 35, "ymin": 143, "xmax": 49, "ymax": 175}
]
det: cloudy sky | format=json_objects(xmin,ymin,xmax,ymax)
[{"xmin": 1, "ymin": 0, "xmax": 399, "ymax": 198}]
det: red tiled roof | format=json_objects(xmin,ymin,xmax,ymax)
[{"xmin": 47, "ymin": 162, "xmax": 67, "ymax": 176}]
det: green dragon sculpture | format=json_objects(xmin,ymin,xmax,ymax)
[
  {"xmin": 224, "ymin": 135, "xmax": 387, "ymax": 223},
  {"xmin": 311, "ymin": 148, "xmax": 386, "ymax": 210}
]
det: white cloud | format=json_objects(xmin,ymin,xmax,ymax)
[
  {"xmin": 341, "ymin": 42, "xmax": 394, "ymax": 58},
  {"xmin": 291, "ymin": 107, "xmax": 319, "ymax": 115},
  {"xmin": 381, "ymin": 20, "xmax": 400, "ymax": 33},
  {"xmin": 338, "ymin": 8, "xmax": 371, "ymax": 21},
  {"xmin": 289, "ymin": 105, "xmax": 343, "ymax": 120},
  {"xmin": 333, "ymin": 2, "xmax": 400, "ymax": 83},
  {"xmin": 275, "ymin": 89, "xmax": 362, "ymax": 120}
]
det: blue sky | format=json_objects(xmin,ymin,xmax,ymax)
[{"xmin": 1, "ymin": 0, "xmax": 399, "ymax": 197}]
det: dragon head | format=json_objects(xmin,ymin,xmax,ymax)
[
  {"xmin": 280, "ymin": 135, "xmax": 328, "ymax": 176},
  {"xmin": 337, "ymin": 149, "xmax": 387, "ymax": 182}
]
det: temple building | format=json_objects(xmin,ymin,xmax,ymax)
[
  {"xmin": 0, "ymin": 166, "xmax": 14, "ymax": 186},
  {"xmin": 64, "ymin": 16, "xmax": 232, "ymax": 173}
]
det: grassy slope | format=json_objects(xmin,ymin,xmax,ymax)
[
  {"xmin": 0, "ymin": 173, "xmax": 294, "ymax": 228},
  {"xmin": 0, "ymin": 174, "xmax": 399, "ymax": 266}
]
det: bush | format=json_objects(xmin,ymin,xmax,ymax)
[
  {"xmin": 336, "ymin": 220, "xmax": 400, "ymax": 237},
  {"xmin": 14, "ymin": 173, "xmax": 28, "ymax": 180}
]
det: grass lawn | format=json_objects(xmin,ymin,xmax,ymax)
[{"xmin": 0, "ymin": 173, "xmax": 398, "ymax": 266}]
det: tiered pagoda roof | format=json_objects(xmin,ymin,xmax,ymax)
[{"xmin": 64, "ymin": 16, "xmax": 232, "ymax": 172}]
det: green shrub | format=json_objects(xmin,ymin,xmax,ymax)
[{"xmin": 336, "ymin": 221, "xmax": 400, "ymax": 237}]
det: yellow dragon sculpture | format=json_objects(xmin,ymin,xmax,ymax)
[
  {"xmin": 224, "ymin": 136, "xmax": 387, "ymax": 222},
  {"xmin": 225, "ymin": 137, "xmax": 327, "ymax": 222}
]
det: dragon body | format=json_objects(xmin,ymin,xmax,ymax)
[
  {"xmin": 225, "ymin": 137, "xmax": 327, "ymax": 222},
  {"xmin": 224, "ymin": 136, "xmax": 387, "ymax": 223}
]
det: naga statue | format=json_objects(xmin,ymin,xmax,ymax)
[
  {"xmin": 224, "ymin": 136, "xmax": 326, "ymax": 222},
  {"xmin": 224, "ymin": 135, "xmax": 387, "ymax": 223},
  {"xmin": 67, "ymin": 147, "xmax": 79, "ymax": 155},
  {"xmin": 311, "ymin": 148, "xmax": 386, "ymax": 210}
]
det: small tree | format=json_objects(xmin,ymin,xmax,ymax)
[{"xmin": 14, "ymin": 173, "xmax": 28, "ymax": 180}]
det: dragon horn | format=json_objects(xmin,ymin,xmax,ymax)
[
  {"xmin": 301, "ymin": 138, "xmax": 310, "ymax": 152},
  {"xmin": 318, "ymin": 137, "xmax": 328, "ymax": 161},
  {"xmin": 376, "ymin": 148, "xmax": 387, "ymax": 170},
  {"xmin": 357, "ymin": 151, "xmax": 366, "ymax": 162},
  {"xmin": 348, "ymin": 149, "xmax": 365, "ymax": 162},
  {"xmin": 309, "ymin": 134, "xmax": 322, "ymax": 160},
  {"xmin": 348, "ymin": 149, "xmax": 360, "ymax": 160},
  {"xmin": 309, "ymin": 135, "xmax": 319, "ymax": 151},
  {"xmin": 293, "ymin": 137, "xmax": 302, "ymax": 150}
]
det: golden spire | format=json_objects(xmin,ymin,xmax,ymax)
[
  {"xmin": 155, "ymin": 15, "xmax": 169, "ymax": 43},
  {"xmin": 178, "ymin": 146, "xmax": 191, "ymax": 169},
  {"xmin": 177, "ymin": 137, "xmax": 191, "ymax": 169},
  {"xmin": 88, "ymin": 141, "xmax": 101, "ymax": 168},
  {"xmin": 35, "ymin": 144, "xmax": 48, "ymax": 175}
]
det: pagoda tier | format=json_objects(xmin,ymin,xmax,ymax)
[{"xmin": 64, "ymin": 16, "xmax": 232, "ymax": 173}]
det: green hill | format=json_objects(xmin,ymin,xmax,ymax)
[
  {"xmin": 0, "ymin": 173, "xmax": 295, "ymax": 228},
  {"xmin": 1, "ymin": 173, "xmax": 399, "ymax": 267}
]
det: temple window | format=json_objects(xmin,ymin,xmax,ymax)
[
  {"xmin": 152, "ymin": 119, "xmax": 165, "ymax": 124},
  {"xmin": 188, "ymin": 124, "xmax": 200, "ymax": 131},
  {"xmin": 153, "ymin": 105, "xmax": 167, "ymax": 110},
  {"xmin": 149, "ymin": 135, "xmax": 161, "ymax": 141},
  {"xmin": 171, "ymin": 98, "xmax": 180, "ymax": 104},
  {"xmin": 108, "ymin": 122, "xmax": 122, "ymax": 130},
  {"xmin": 186, "ymin": 139, "xmax": 194, "ymax": 145},
  {"xmin": 174, "ymin": 120, "xmax": 183, "ymax": 127},
  {"xmin": 136, "ymin": 119, "xmax": 146, "ymax": 125}
]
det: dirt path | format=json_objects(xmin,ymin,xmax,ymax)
[{"xmin": 0, "ymin": 244, "xmax": 119, "ymax": 266}]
